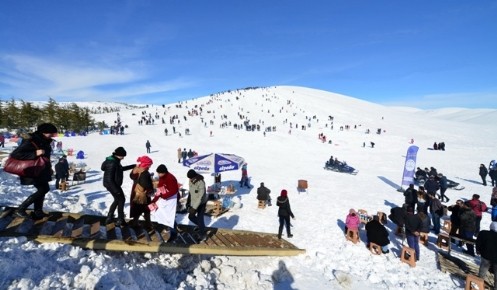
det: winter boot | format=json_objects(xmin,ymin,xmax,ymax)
[
  {"xmin": 31, "ymin": 210, "xmax": 49, "ymax": 220},
  {"xmin": 115, "ymin": 218, "xmax": 127, "ymax": 227},
  {"xmin": 15, "ymin": 195, "xmax": 36, "ymax": 218},
  {"xmin": 105, "ymin": 214, "xmax": 115, "ymax": 224}
]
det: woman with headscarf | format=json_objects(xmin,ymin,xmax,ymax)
[
  {"xmin": 129, "ymin": 156, "xmax": 154, "ymax": 229},
  {"xmin": 277, "ymin": 189, "xmax": 295, "ymax": 239},
  {"xmin": 12, "ymin": 123, "xmax": 58, "ymax": 219}
]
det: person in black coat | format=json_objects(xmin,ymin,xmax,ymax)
[
  {"xmin": 415, "ymin": 167, "xmax": 427, "ymax": 182},
  {"xmin": 417, "ymin": 211, "xmax": 431, "ymax": 234},
  {"xmin": 479, "ymin": 164, "xmax": 488, "ymax": 186},
  {"xmin": 101, "ymin": 147, "xmax": 135, "ymax": 226},
  {"xmin": 424, "ymin": 175, "xmax": 439, "ymax": 196},
  {"xmin": 388, "ymin": 206, "xmax": 407, "ymax": 228},
  {"xmin": 11, "ymin": 123, "xmax": 58, "ymax": 219},
  {"xmin": 403, "ymin": 184, "xmax": 418, "ymax": 211},
  {"xmin": 404, "ymin": 206, "xmax": 422, "ymax": 261},
  {"xmin": 365, "ymin": 215, "xmax": 390, "ymax": 253},
  {"xmin": 437, "ymin": 173, "xmax": 449, "ymax": 202},
  {"xmin": 459, "ymin": 202, "xmax": 477, "ymax": 256},
  {"xmin": 448, "ymin": 200, "xmax": 464, "ymax": 242},
  {"xmin": 277, "ymin": 189, "xmax": 295, "ymax": 239},
  {"xmin": 476, "ymin": 222, "xmax": 497, "ymax": 287},
  {"xmin": 54, "ymin": 157, "xmax": 69, "ymax": 190},
  {"xmin": 256, "ymin": 182, "xmax": 272, "ymax": 206}
]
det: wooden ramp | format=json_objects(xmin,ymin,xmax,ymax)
[
  {"xmin": 0, "ymin": 206, "xmax": 305, "ymax": 257},
  {"xmin": 437, "ymin": 250, "xmax": 494, "ymax": 289}
]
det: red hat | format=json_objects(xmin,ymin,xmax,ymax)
[
  {"xmin": 137, "ymin": 156, "xmax": 153, "ymax": 168},
  {"xmin": 280, "ymin": 189, "xmax": 288, "ymax": 197}
]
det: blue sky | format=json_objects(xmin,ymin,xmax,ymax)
[{"xmin": 1, "ymin": 1, "xmax": 496, "ymax": 109}]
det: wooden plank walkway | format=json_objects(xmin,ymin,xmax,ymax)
[
  {"xmin": 437, "ymin": 250, "xmax": 494, "ymax": 289},
  {"xmin": 0, "ymin": 206, "xmax": 305, "ymax": 256}
]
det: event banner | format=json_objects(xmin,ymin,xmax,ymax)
[{"xmin": 401, "ymin": 145, "xmax": 419, "ymax": 187}]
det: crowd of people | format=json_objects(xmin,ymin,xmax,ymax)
[{"xmin": 7, "ymin": 122, "xmax": 496, "ymax": 285}]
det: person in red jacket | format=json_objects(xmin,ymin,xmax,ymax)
[
  {"xmin": 467, "ymin": 194, "xmax": 488, "ymax": 235},
  {"xmin": 150, "ymin": 164, "xmax": 179, "ymax": 237}
]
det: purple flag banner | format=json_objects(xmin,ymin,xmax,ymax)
[{"xmin": 401, "ymin": 145, "xmax": 419, "ymax": 187}]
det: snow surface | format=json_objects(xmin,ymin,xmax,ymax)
[{"xmin": 1, "ymin": 86, "xmax": 496, "ymax": 290}]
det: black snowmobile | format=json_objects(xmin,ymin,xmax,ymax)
[{"xmin": 324, "ymin": 160, "xmax": 358, "ymax": 175}]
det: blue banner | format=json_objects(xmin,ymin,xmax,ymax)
[{"xmin": 401, "ymin": 145, "xmax": 419, "ymax": 187}]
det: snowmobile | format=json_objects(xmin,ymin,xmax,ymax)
[{"xmin": 324, "ymin": 160, "xmax": 358, "ymax": 175}]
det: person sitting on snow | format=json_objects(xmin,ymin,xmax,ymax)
[
  {"xmin": 365, "ymin": 215, "xmax": 390, "ymax": 254},
  {"xmin": 344, "ymin": 208, "xmax": 360, "ymax": 234},
  {"xmin": 257, "ymin": 182, "xmax": 272, "ymax": 206}
]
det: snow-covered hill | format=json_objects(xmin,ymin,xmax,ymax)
[{"xmin": 1, "ymin": 86, "xmax": 495, "ymax": 289}]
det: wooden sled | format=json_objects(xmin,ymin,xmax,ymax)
[{"xmin": 0, "ymin": 206, "xmax": 305, "ymax": 257}]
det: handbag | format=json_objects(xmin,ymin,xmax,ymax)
[
  {"xmin": 3, "ymin": 141, "xmax": 48, "ymax": 177},
  {"xmin": 3, "ymin": 156, "xmax": 48, "ymax": 177}
]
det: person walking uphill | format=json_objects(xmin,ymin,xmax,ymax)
[
  {"xmin": 12, "ymin": 123, "xmax": 58, "ymax": 219},
  {"xmin": 187, "ymin": 169, "xmax": 208, "ymax": 241},
  {"xmin": 277, "ymin": 189, "xmax": 295, "ymax": 239},
  {"xmin": 129, "ymin": 156, "xmax": 154, "ymax": 229},
  {"xmin": 101, "ymin": 147, "xmax": 135, "ymax": 227}
]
